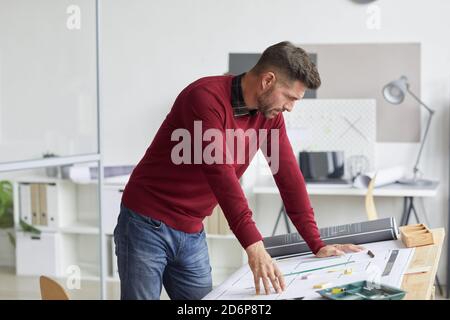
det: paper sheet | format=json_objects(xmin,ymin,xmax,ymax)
[
  {"xmin": 353, "ymin": 166, "xmax": 406, "ymax": 189},
  {"xmin": 203, "ymin": 240, "xmax": 414, "ymax": 300}
]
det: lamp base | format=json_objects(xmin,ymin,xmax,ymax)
[{"xmin": 397, "ymin": 178, "xmax": 435, "ymax": 186}]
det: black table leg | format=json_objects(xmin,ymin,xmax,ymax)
[
  {"xmin": 271, "ymin": 205, "xmax": 284, "ymax": 236},
  {"xmin": 435, "ymin": 275, "xmax": 444, "ymax": 297},
  {"xmin": 401, "ymin": 196, "xmax": 414, "ymax": 226},
  {"xmin": 410, "ymin": 198, "xmax": 420, "ymax": 224},
  {"xmin": 272, "ymin": 205, "xmax": 291, "ymax": 236},
  {"xmin": 400, "ymin": 197, "xmax": 408, "ymax": 226},
  {"xmin": 283, "ymin": 206, "xmax": 291, "ymax": 234}
]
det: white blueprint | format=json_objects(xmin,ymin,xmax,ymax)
[{"xmin": 203, "ymin": 240, "xmax": 414, "ymax": 300}]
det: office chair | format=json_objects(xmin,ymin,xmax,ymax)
[{"xmin": 39, "ymin": 275, "xmax": 69, "ymax": 300}]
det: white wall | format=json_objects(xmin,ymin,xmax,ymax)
[{"xmin": 101, "ymin": 0, "xmax": 450, "ymax": 282}]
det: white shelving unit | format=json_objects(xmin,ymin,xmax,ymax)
[{"xmin": 12, "ymin": 176, "xmax": 102, "ymax": 281}]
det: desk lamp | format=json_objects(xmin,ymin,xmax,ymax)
[{"xmin": 382, "ymin": 76, "xmax": 435, "ymax": 186}]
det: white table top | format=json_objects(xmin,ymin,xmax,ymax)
[
  {"xmin": 253, "ymin": 181, "xmax": 440, "ymax": 197},
  {"xmin": 105, "ymin": 176, "xmax": 440, "ymax": 197},
  {"xmin": 11, "ymin": 174, "xmax": 439, "ymax": 198}
]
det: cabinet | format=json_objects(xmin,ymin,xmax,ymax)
[
  {"xmin": 15, "ymin": 231, "xmax": 62, "ymax": 276},
  {"xmin": 13, "ymin": 176, "xmax": 102, "ymax": 280}
]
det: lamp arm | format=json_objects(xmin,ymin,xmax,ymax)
[
  {"xmin": 407, "ymin": 87, "xmax": 435, "ymax": 114},
  {"xmin": 406, "ymin": 88, "xmax": 436, "ymax": 179}
]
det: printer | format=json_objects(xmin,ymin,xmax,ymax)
[{"xmin": 299, "ymin": 151, "xmax": 350, "ymax": 185}]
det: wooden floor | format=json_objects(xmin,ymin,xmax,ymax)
[{"xmin": 0, "ymin": 267, "xmax": 169, "ymax": 300}]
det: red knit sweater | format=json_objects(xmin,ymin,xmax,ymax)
[{"xmin": 122, "ymin": 75, "xmax": 325, "ymax": 253}]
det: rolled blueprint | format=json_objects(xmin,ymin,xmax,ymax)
[
  {"xmin": 264, "ymin": 217, "xmax": 398, "ymax": 258},
  {"xmin": 353, "ymin": 166, "xmax": 406, "ymax": 189}
]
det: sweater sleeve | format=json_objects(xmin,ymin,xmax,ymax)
[
  {"xmin": 261, "ymin": 114, "xmax": 326, "ymax": 254},
  {"xmin": 184, "ymin": 88, "xmax": 262, "ymax": 249}
]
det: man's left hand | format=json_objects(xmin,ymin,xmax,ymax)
[{"xmin": 315, "ymin": 244, "xmax": 365, "ymax": 258}]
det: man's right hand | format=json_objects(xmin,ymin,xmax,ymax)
[{"xmin": 245, "ymin": 241, "xmax": 286, "ymax": 295}]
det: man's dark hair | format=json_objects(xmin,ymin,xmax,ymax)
[{"xmin": 252, "ymin": 41, "xmax": 321, "ymax": 90}]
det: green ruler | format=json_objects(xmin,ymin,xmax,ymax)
[{"xmin": 283, "ymin": 260, "xmax": 356, "ymax": 277}]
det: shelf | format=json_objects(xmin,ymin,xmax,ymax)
[
  {"xmin": 10, "ymin": 174, "xmax": 128, "ymax": 187},
  {"xmin": 14, "ymin": 222, "xmax": 99, "ymax": 235},
  {"xmin": 60, "ymin": 221, "xmax": 99, "ymax": 234}
]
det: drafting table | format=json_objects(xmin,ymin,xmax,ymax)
[
  {"xmin": 204, "ymin": 228, "xmax": 444, "ymax": 300},
  {"xmin": 252, "ymin": 181, "xmax": 444, "ymax": 295}
]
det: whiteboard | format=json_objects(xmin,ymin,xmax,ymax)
[{"xmin": 284, "ymin": 99, "xmax": 376, "ymax": 178}]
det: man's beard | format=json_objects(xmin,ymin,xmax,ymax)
[{"xmin": 257, "ymin": 87, "xmax": 277, "ymax": 118}]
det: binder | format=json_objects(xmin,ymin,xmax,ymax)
[
  {"xmin": 19, "ymin": 183, "xmax": 32, "ymax": 224},
  {"xmin": 30, "ymin": 184, "xmax": 41, "ymax": 226},
  {"xmin": 39, "ymin": 184, "xmax": 48, "ymax": 226},
  {"xmin": 45, "ymin": 183, "xmax": 58, "ymax": 229}
]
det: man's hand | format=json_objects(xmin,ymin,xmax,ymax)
[
  {"xmin": 316, "ymin": 244, "xmax": 365, "ymax": 258},
  {"xmin": 246, "ymin": 241, "xmax": 286, "ymax": 295}
]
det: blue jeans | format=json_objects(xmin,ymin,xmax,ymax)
[{"xmin": 113, "ymin": 205, "xmax": 212, "ymax": 300}]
